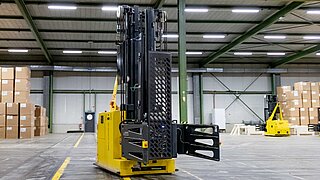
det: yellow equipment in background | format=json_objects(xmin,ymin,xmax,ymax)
[{"xmin": 265, "ymin": 103, "xmax": 290, "ymax": 136}]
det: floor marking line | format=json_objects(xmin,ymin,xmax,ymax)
[
  {"xmin": 292, "ymin": 175, "xmax": 305, "ymax": 180},
  {"xmin": 180, "ymin": 168, "xmax": 203, "ymax": 180},
  {"xmin": 52, "ymin": 157, "xmax": 71, "ymax": 180},
  {"xmin": 122, "ymin": 178, "xmax": 131, "ymax": 180},
  {"xmin": 74, "ymin": 133, "xmax": 84, "ymax": 148}
]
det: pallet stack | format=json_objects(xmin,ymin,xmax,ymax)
[
  {"xmin": 277, "ymin": 82, "xmax": 320, "ymax": 126},
  {"xmin": 0, "ymin": 66, "xmax": 48, "ymax": 139}
]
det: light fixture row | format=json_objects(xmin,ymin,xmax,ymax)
[
  {"xmin": 47, "ymin": 5, "xmax": 320, "ymax": 15},
  {"xmin": 163, "ymin": 34, "xmax": 320, "ymax": 40},
  {"xmin": 6, "ymin": 49, "xmax": 320, "ymax": 56},
  {"xmin": 233, "ymin": 52, "xmax": 287, "ymax": 56}
]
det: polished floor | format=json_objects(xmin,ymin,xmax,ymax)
[{"xmin": 0, "ymin": 133, "xmax": 320, "ymax": 180}]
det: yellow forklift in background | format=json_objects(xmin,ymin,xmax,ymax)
[{"xmin": 264, "ymin": 95, "xmax": 290, "ymax": 136}]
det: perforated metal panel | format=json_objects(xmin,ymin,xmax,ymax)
[{"xmin": 148, "ymin": 51, "xmax": 173, "ymax": 159}]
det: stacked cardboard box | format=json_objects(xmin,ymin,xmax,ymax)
[
  {"xmin": 15, "ymin": 67, "xmax": 31, "ymax": 103},
  {"xmin": 6, "ymin": 103, "xmax": 19, "ymax": 139},
  {"xmin": 277, "ymin": 81, "xmax": 320, "ymax": 126},
  {"xmin": 20, "ymin": 103, "xmax": 35, "ymax": 139},
  {"xmin": 34, "ymin": 105, "xmax": 48, "ymax": 136},
  {"xmin": 1, "ymin": 67, "xmax": 15, "ymax": 103},
  {"xmin": 0, "ymin": 103, "xmax": 5, "ymax": 139},
  {"xmin": 0, "ymin": 66, "xmax": 48, "ymax": 139}
]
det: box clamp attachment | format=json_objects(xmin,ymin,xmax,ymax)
[{"xmin": 176, "ymin": 124, "xmax": 220, "ymax": 161}]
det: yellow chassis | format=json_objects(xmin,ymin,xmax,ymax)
[{"xmin": 96, "ymin": 111, "xmax": 175, "ymax": 177}]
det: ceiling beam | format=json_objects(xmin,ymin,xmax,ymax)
[
  {"xmin": 1, "ymin": 27, "xmax": 320, "ymax": 37},
  {"xmin": 14, "ymin": 0, "xmax": 52, "ymax": 64},
  {"xmin": 270, "ymin": 44, "xmax": 320, "ymax": 67},
  {"xmin": 1, "ymin": 0, "xmax": 317, "ymax": 10},
  {"xmin": 154, "ymin": 0, "xmax": 166, "ymax": 9},
  {"xmin": 0, "ymin": 38, "xmax": 318, "ymax": 46},
  {"xmin": 3, "ymin": 15, "xmax": 320, "ymax": 25},
  {"xmin": 199, "ymin": 1, "xmax": 304, "ymax": 67}
]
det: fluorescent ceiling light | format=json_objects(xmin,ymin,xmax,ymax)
[
  {"xmin": 303, "ymin": 36, "xmax": 320, "ymax": 40},
  {"xmin": 98, "ymin": 51, "xmax": 117, "ymax": 54},
  {"xmin": 63, "ymin": 50, "xmax": 82, "ymax": 54},
  {"xmin": 185, "ymin": 8, "xmax": 208, "ymax": 13},
  {"xmin": 101, "ymin": 6, "xmax": 118, "ymax": 11},
  {"xmin": 232, "ymin": 9, "xmax": 260, "ymax": 13},
  {"xmin": 163, "ymin": 34, "xmax": 178, "ymax": 38},
  {"xmin": 264, "ymin": 35, "xmax": 286, "ymax": 39},
  {"xmin": 48, "ymin": 5, "xmax": 77, "ymax": 10},
  {"xmin": 316, "ymin": 53, "xmax": 320, "ymax": 55},
  {"xmin": 234, "ymin": 52, "xmax": 252, "ymax": 56},
  {"xmin": 186, "ymin": 52, "xmax": 203, "ymax": 55},
  {"xmin": 306, "ymin": 10, "xmax": 320, "ymax": 14},
  {"xmin": 203, "ymin": 35, "xmax": 226, "ymax": 39},
  {"xmin": 8, "ymin": 49, "xmax": 28, "ymax": 53},
  {"xmin": 267, "ymin": 52, "xmax": 286, "ymax": 56}
]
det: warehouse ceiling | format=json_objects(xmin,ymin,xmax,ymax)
[{"xmin": 0, "ymin": 0, "xmax": 320, "ymax": 67}]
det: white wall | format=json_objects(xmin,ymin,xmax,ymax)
[
  {"xmin": 202, "ymin": 74, "xmax": 271, "ymax": 130},
  {"xmin": 30, "ymin": 72, "xmax": 320, "ymax": 133}
]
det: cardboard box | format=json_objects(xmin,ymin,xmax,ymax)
[
  {"xmin": 15, "ymin": 67, "xmax": 30, "ymax": 79},
  {"xmin": 6, "ymin": 103, "xmax": 19, "ymax": 115},
  {"xmin": 1, "ymin": 67, "xmax": 14, "ymax": 80},
  {"xmin": 0, "ymin": 126, "xmax": 5, "ymax": 139},
  {"xmin": 14, "ymin": 91, "xmax": 30, "ymax": 103},
  {"xmin": 277, "ymin": 95, "xmax": 286, "ymax": 102},
  {"xmin": 294, "ymin": 82, "xmax": 311, "ymax": 91},
  {"xmin": 302, "ymin": 99, "xmax": 312, "ymax": 108},
  {"xmin": 284, "ymin": 108, "xmax": 300, "ymax": 117},
  {"xmin": 35, "ymin": 116, "xmax": 46, "ymax": 127},
  {"xmin": 35, "ymin": 106, "xmax": 46, "ymax": 117},
  {"xmin": 15, "ymin": 79, "xmax": 30, "ymax": 91},
  {"xmin": 20, "ymin": 103, "xmax": 34, "ymax": 115},
  {"xmin": 301, "ymin": 90, "xmax": 311, "ymax": 100},
  {"xmin": 35, "ymin": 126, "xmax": 46, "ymax": 136},
  {"xmin": 6, "ymin": 115, "xmax": 18, "ymax": 126},
  {"xmin": 288, "ymin": 116, "xmax": 300, "ymax": 125},
  {"xmin": 311, "ymin": 99, "xmax": 320, "ymax": 108},
  {"xmin": 311, "ymin": 90, "xmax": 320, "ymax": 99},
  {"xmin": 20, "ymin": 126, "xmax": 34, "ymax": 139},
  {"xmin": 310, "ymin": 116, "xmax": 319, "ymax": 124},
  {"xmin": 20, "ymin": 115, "xmax": 34, "ymax": 127},
  {"xmin": 277, "ymin": 86, "xmax": 291, "ymax": 95},
  {"xmin": 2, "ymin": 91, "xmax": 13, "ymax": 103},
  {"xmin": 310, "ymin": 82, "xmax": 319, "ymax": 91},
  {"xmin": 300, "ymin": 116, "xmax": 309, "ymax": 125},
  {"xmin": 1, "ymin": 79, "xmax": 14, "ymax": 91},
  {"xmin": 300, "ymin": 108, "xmax": 308, "ymax": 117},
  {"xmin": 0, "ymin": 103, "xmax": 5, "ymax": 115},
  {"xmin": 0, "ymin": 115, "xmax": 5, "ymax": 127},
  {"xmin": 6, "ymin": 126, "xmax": 18, "ymax": 139},
  {"xmin": 279, "ymin": 101, "xmax": 287, "ymax": 110},
  {"xmin": 286, "ymin": 99, "xmax": 302, "ymax": 108},
  {"xmin": 285, "ymin": 91, "xmax": 301, "ymax": 100},
  {"xmin": 309, "ymin": 108, "xmax": 318, "ymax": 117}
]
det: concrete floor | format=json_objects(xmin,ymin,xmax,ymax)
[{"xmin": 0, "ymin": 133, "xmax": 320, "ymax": 180}]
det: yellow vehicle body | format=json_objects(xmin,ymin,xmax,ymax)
[
  {"xmin": 96, "ymin": 110, "xmax": 175, "ymax": 177},
  {"xmin": 265, "ymin": 103, "xmax": 290, "ymax": 136}
]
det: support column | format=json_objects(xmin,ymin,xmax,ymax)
[
  {"xmin": 178, "ymin": 0, "xmax": 188, "ymax": 123},
  {"xmin": 271, "ymin": 74, "xmax": 281, "ymax": 95},
  {"xmin": 192, "ymin": 73, "xmax": 203, "ymax": 124},
  {"xmin": 43, "ymin": 71, "xmax": 53, "ymax": 133}
]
